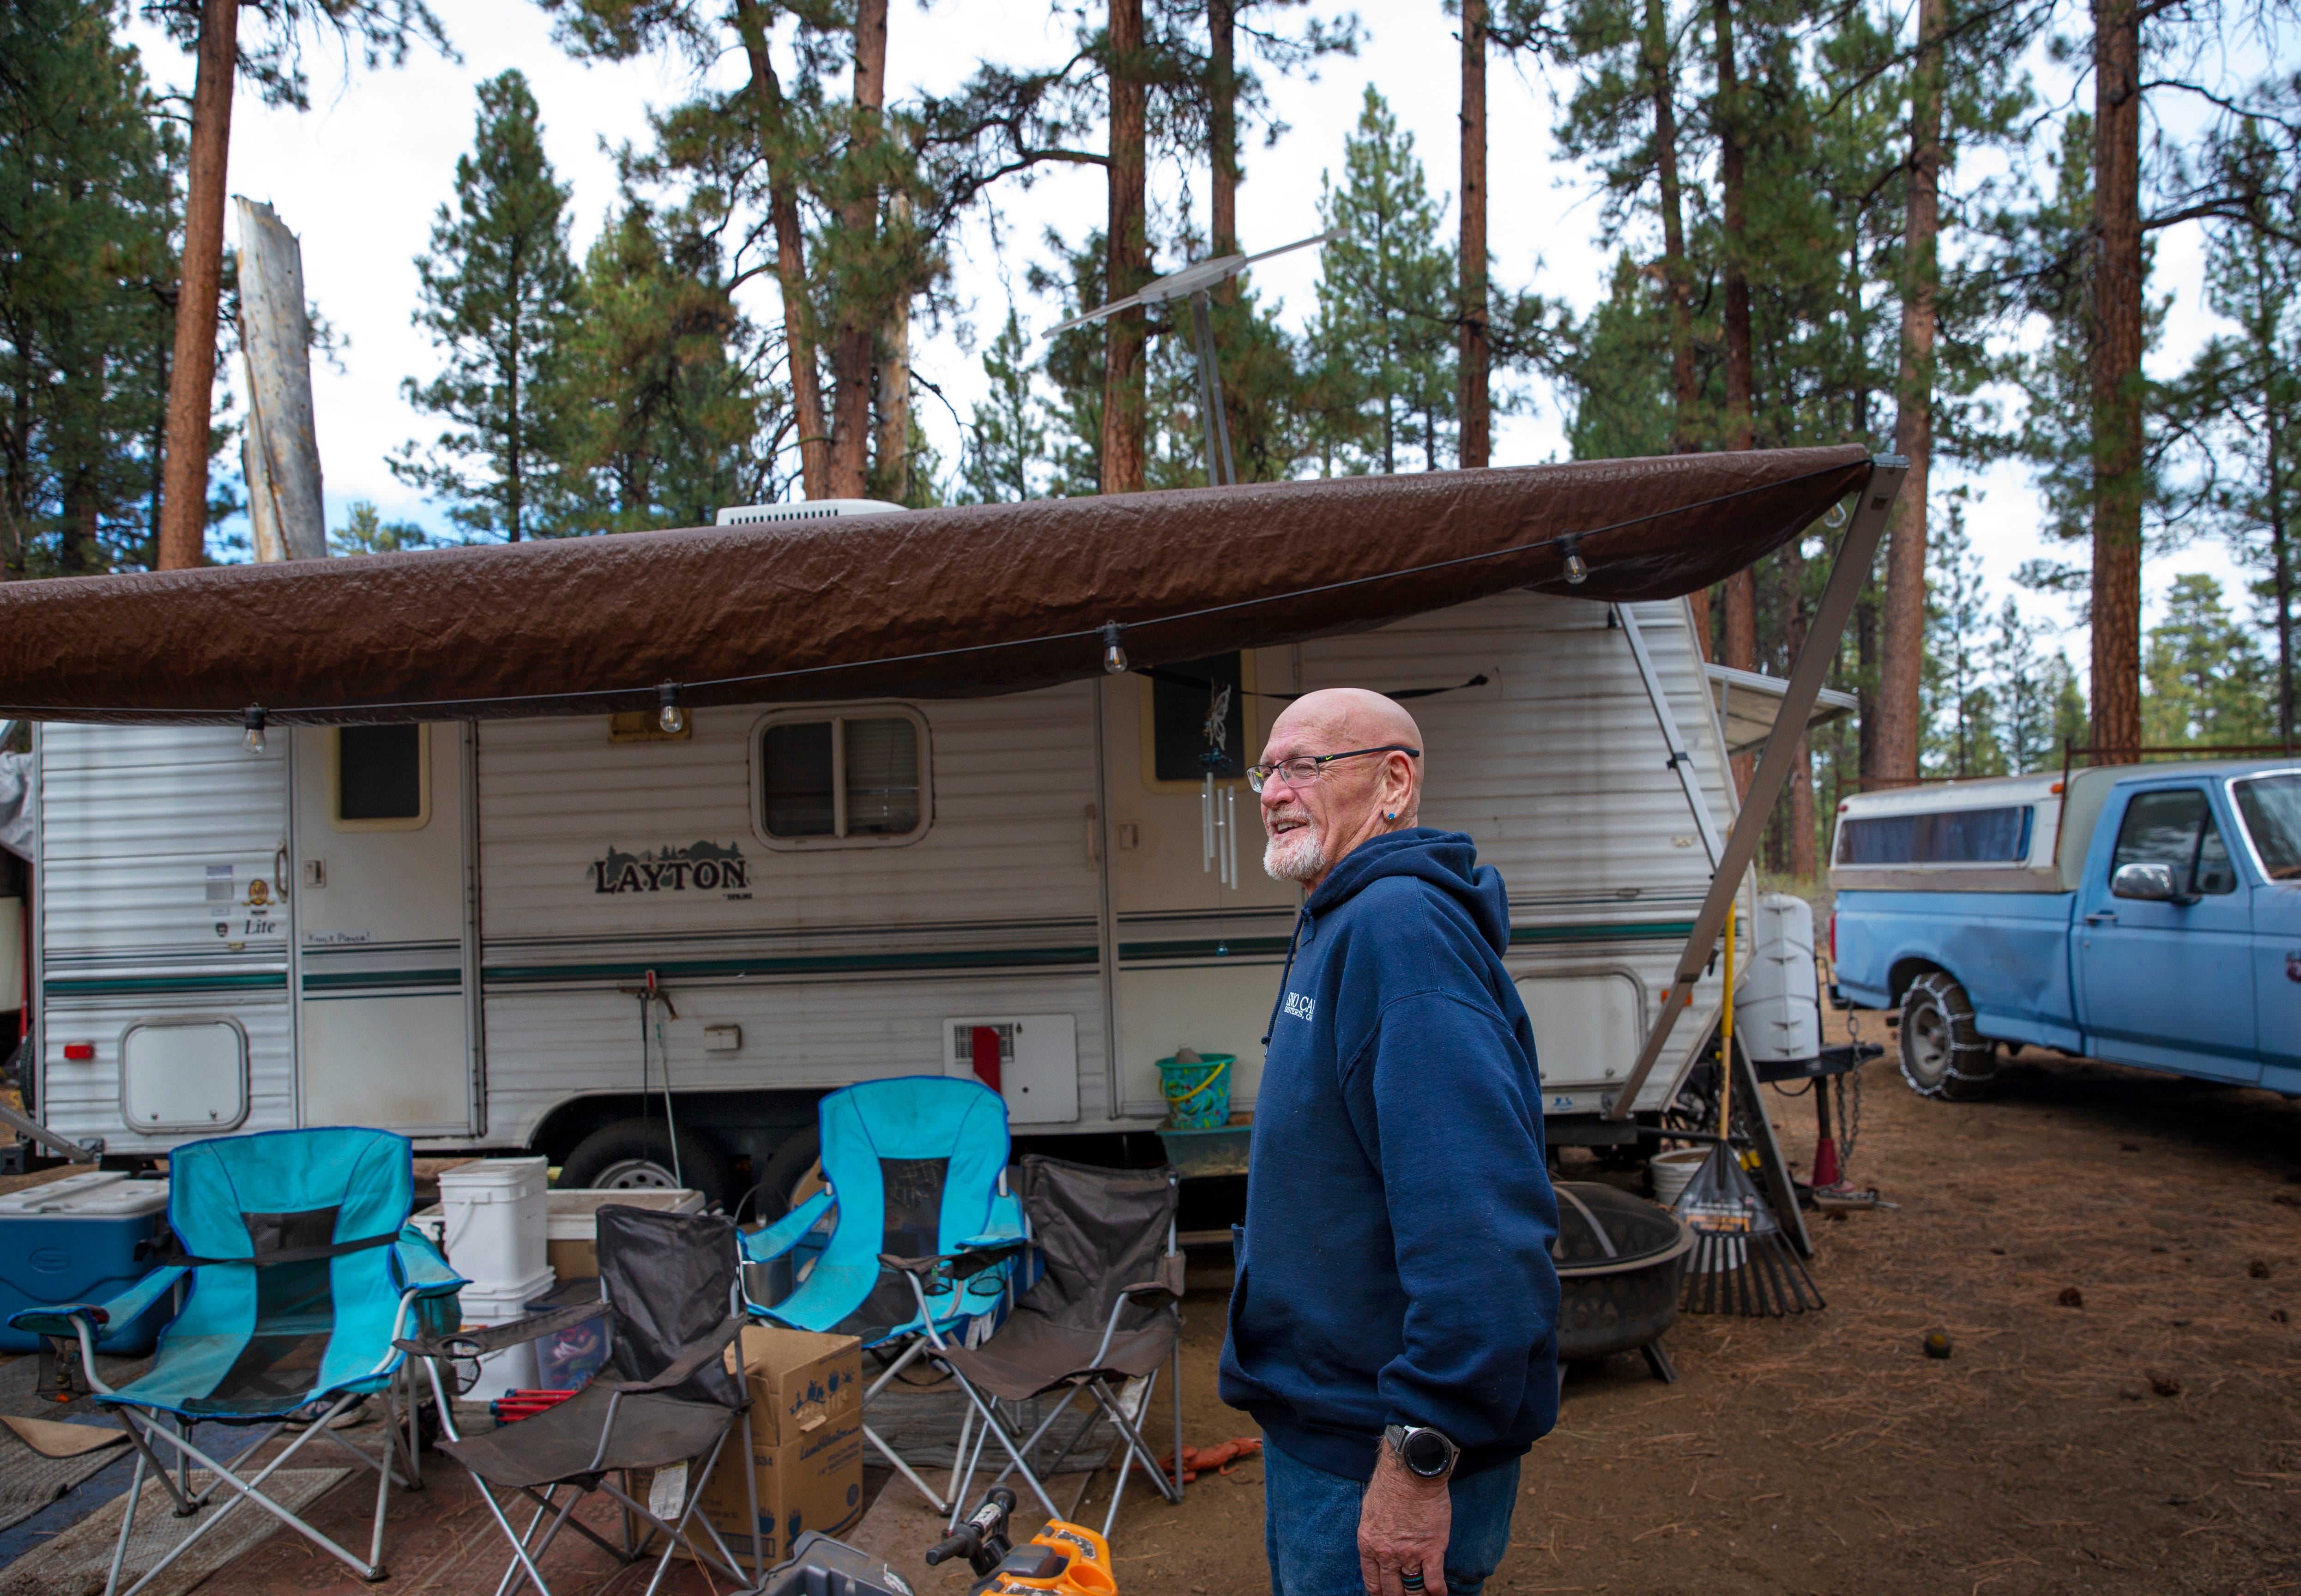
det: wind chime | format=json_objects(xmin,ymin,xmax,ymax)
[{"xmin": 1201, "ymin": 683, "xmax": 1240, "ymax": 890}]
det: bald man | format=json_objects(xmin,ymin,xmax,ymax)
[{"xmin": 1219, "ymin": 690, "xmax": 1559, "ymax": 1596}]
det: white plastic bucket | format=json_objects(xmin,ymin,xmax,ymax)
[
  {"xmin": 436, "ymin": 1158, "xmax": 549, "ymax": 1291},
  {"xmin": 455, "ymin": 1264, "xmax": 556, "ymax": 1403},
  {"xmin": 1649, "ymin": 1148, "xmax": 1709, "ymax": 1209}
]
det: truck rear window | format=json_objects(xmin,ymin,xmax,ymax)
[{"xmin": 1836, "ymin": 805, "xmax": 2033, "ymax": 865}]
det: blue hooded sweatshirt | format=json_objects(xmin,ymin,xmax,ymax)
[{"xmin": 1218, "ymin": 827, "xmax": 1560, "ymax": 1483}]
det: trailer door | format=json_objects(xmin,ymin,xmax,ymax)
[{"xmin": 290, "ymin": 724, "xmax": 478, "ymax": 1135}]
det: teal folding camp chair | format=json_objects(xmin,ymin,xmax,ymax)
[
  {"xmin": 738, "ymin": 1076, "xmax": 1029, "ymax": 1515},
  {"xmin": 8, "ymin": 1126, "xmax": 463, "ymax": 1596}
]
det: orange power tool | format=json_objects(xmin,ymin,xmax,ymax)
[{"xmin": 925, "ymin": 1487, "xmax": 1117, "ymax": 1596}]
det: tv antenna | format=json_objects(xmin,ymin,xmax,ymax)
[{"xmin": 1045, "ymin": 230, "xmax": 1337, "ymax": 488}]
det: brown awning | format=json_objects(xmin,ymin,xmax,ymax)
[{"xmin": 0, "ymin": 446, "xmax": 1872, "ymax": 724}]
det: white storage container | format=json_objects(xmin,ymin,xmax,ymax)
[
  {"xmin": 455, "ymin": 1263, "xmax": 556, "ymax": 1402},
  {"xmin": 435, "ymin": 1157, "xmax": 549, "ymax": 1291},
  {"xmin": 1735, "ymin": 894, "xmax": 1821, "ymax": 1065},
  {"xmin": 544, "ymin": 1188, "xmax": 703, "ymax": 1282}
]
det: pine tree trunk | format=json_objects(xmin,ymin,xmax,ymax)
[
  {"xmin": 875, "ymin": 251, "xmax": 911, "ymax": 504},
  {"xmin": 156, "ymin": 0, "xmax": 236, "ymax": 570},
  {"xmin": 1781, "ymin": 541, "xmax": 1816, "ymax": 877},
  {"xmin": 734, "ymin": 0, "xmax": 831, "ymax": 500},
  {"xmin": 1646, "ymin": 0, "xmax": 1696, "ymax": 451},
  {"xmin": 1652, "ymin": 0, "xmax": 1704, "ymax": 657},
  {"xmin": 1210, "ymin": 0, "xmax": 1238, "ymax": 261},
  {"xmin": 2089, "ymin": 0, "xmax": 2145, "ymax": 761},
  {"xmin": 1872, "ymin": 0, "xmax": 1943, "ymax": 786},
  {"xmin": 1458, "ymin": 0, "xmax": 1490, "ymax": 469},
  {"xmin": 1100, "ymin": 0, "xmax": 1149, "ymax": 496},
  {"xmin": 1714, "ymin": 0, "xmax": 1752, "ymax": 455},
  {"xmin": 1713, "ymin": 0, "xmax": 1757, "ymax": 781},
  {"xmin": 2270, "ymin": 416, "xmax": 2292, "ymax": 747},
  {"xmin": 830, "ymin": 0, "xmax": 889, "ymax": 499}
]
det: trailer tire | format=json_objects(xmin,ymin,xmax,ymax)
[
  {"xmin": 557, "ymin": 1119, "xmax": 736, "ymax": 1207},
  {"xmin": 1899, "ymin": 972, "xmax": 1997, "ymax": 1101},
  {"xmin": 739, "ymin": 1127, "xmax": 824, "ymax": 1225}
]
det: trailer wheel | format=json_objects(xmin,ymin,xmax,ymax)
[
  {"xmin": 1898, "ymin": 972, "xmax": 1997, "ymax": 1101},
  {"xmin": 737, "ymin": 1127, "xmax": 825, "ymax": 1225},
  {"xmin": 557, "ymin": 1119, "xmax": 736, "ymax": 1207}
]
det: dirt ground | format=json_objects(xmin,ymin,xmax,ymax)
[
  {"xmin": 1081, "ymin": 1022, "xmax": 2301, "ymax": 1596},
  {"xmin": 6, "ymin": 1022, "xmax": 2299, "ymax": 1594}
]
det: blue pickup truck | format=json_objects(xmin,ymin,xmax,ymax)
[{"xmin": 1828, "ymin": 760, "xmax": 2301, "ymax": 1100}]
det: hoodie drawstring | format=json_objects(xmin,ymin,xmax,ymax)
[{"xmin": 1260, "ymin": 909, "xmax": 1309, "ymax": 1047}]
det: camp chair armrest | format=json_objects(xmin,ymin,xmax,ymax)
[
  {"xmin": 7, "ymin": 1264, "xmax": 188, "ymax": 1341},
  {"xmin": 396, "ymin": 1299, "xmax": 610, "ymax": 1360},
  {"xmin": 743, "ymin": 1189, "xmax": 835, "ymax": 1262},
  {"xmin": 1119, "ymin": 1253, "xmax": 1188, "ymax": 1301},
  {"xmin": 613, "ymin": 1315, "xmax": 745, "ymax": 1395},
  {"xmin": 964, "ymin": 1188, "xmax": 1027, "ymax": 1249},
  {"xmin": 393, "ymin": 1226, "xmax": 465, "ymax": 1296}
]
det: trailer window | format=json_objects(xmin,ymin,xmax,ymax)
[
  {"xmin": 2110, "ymin": 789, "xmax": 2237, "ymax": 895},
  {"xmin": 2233, "ymin": 774, "xmax": 2301, "ymax": 879},
  {"xmin": 1835, "ymin": 804, "xmax": 2033, "ymax": 865},
  {"xmin": 331, "ymin": 725, "xmax": 428, "ymax": 830},
  {"xmin": 759, "ymin": 712, "xmax": 926, "ymax": 844}
]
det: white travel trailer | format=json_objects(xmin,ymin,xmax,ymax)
[{"xmin": 0, "ymin": 453, "xmax": 1889, "ymax": 1208}]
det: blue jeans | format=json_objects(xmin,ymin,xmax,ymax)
[{"xmin": 1262, "ymin": 1437, "xmax": 1521, "ymax": 1596}]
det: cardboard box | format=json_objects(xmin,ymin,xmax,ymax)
[
  {"xmin": 724, "ymin": 1324, "xmax": 863, "ymax": 1446},
  {"xmin": 697, "ymin": 1418, "xmax": 866, "ymax": 1571},
  {"xmin": 693, "ymin": 1324, "xmax": 865, "ymax": 1571}
]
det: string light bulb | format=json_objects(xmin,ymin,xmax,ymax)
[
  {"xmin": 1559, "ymin": 536, "xmax": 1589, "ymax": 586},
  {"xmin": 241, "ymin": 706, "xmax": 267, "ymax": 756},
  {"xmin": 1100, "ymin": 624, "xmax": 1129, "ymax": 675},
  {"xmin": 656, "ymin": 683, "xmax": 686, "ymax": 736},
  {"xmin": 1822, "ymin": 499, "xmax": 1850, "ymax": 529}
]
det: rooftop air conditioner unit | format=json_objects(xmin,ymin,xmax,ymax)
[{"xmin": 714, "ymin": 498, "xmax": 907, "ymax": 526}]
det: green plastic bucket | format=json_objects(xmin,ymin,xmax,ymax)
[{"xmin": 1158, "ymin": 1052, "xmax": 1235, "ymax": 1130}]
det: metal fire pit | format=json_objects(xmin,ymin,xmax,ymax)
[{"xmin": 1552, "ymin": 1180, "xmax": 1694, "ymax": 1384}]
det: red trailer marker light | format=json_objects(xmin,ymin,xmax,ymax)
[{"xmin": 62, "ymin": 1042, "xmax": 95, "ymax": 1061}]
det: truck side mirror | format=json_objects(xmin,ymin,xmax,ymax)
[{"xmin": 2111, "ymin": 861, "xmax": 2180, "ymax": 901}]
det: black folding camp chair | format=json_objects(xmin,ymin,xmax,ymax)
[
  {"xmin": 900, "ymin": 1156, "xmax": 1186, "ymax": 1537},
  {"xmin": 403, "ymin": 1205, "xmax": 760, "ymax": 1596}
]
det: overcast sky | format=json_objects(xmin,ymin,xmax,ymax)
[{"xmin": 119, "ymin": 0, "xmax": 2276, "ymax": 678}]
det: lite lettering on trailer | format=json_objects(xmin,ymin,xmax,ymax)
[
  {"xmin": 589, "ymin": 841, "xmax": 752, "ymax": 898},
  {"xmin": 1281, "ymin": 991, "xmax": 1316, "ymax": 1022}
]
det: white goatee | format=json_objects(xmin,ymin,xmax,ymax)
[{"xmin": 1263, "ymin": 823, "xmax": 1328, "ymax": 883}]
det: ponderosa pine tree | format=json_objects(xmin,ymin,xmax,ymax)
[
  {"xmin": 146, "ymin": 0, "xmax": 448, "ymax": 569},
  {"xmin": 391, "ymin": 70, "xmax": 575, "ymax": 543},
  {"xmin": 1311, "ymin": 89, "xmax": 1457, "ymax": 474},
  {"xmin": 0, "ymin": 0, "xmax": 187, "ymax": 577},
  {"xmin": 958, "ymin": 307, "xmax": 1047, "ymax": 503},
  {"xmin": 551, "ymin": 201, "xmax": 776, "ymax": 532},
  {"xmin": 2143, "ymin": 574, "xmax": 2274, "ymax": 749}
]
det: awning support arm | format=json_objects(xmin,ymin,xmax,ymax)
[
  {"xmin": 1604, "ymin": 456, "xmax": 1907, "ymax": 1122},
  {"xmin": 1614, "ymin": 603, "xmax": 1724, "ymax": 871}
]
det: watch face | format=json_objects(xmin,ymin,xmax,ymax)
[{"xmin": 1403, "ymin": 1429, "xmax": 1451, "ymax": 1475}]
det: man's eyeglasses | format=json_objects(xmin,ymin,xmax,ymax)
[{"xmin": 1245, "ymin": 745, "xmax": 1421, "ymax": 794}]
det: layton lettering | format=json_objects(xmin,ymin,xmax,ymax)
[{"xmin": 591, "ymin": 841, "xmax": 750, "ymax": 894}]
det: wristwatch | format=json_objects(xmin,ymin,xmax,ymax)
[{"xmin": 1382, "ymin": 1423, "xmax": 1460, "ymax": 1480}]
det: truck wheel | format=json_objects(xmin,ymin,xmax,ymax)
[
  {"xmin": 557, "ymin": 1119, "xmax": 736, "ymax": 1208},
  {"xmin": 1899, "ymin": 972, "xmax": 1997, "ymax": 1101}
]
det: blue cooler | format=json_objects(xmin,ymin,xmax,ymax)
[{"xmin": 0, "ymin": 1171, "xmax": 175, "ymax": 1354}]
